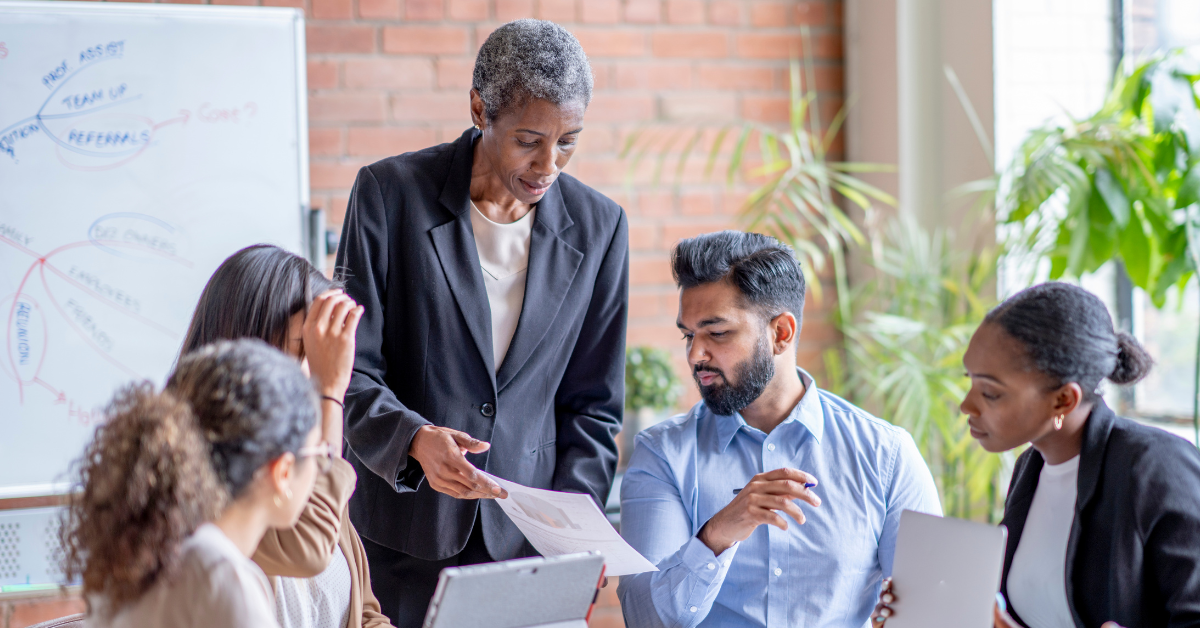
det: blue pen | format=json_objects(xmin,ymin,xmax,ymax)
[{"xmin": 732, "ymin": 483, "xmax": 815, "ymax": 494}]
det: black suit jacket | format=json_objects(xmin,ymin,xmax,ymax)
[
  {"xmin": 1000, "ymin": 400, "xmax": 1200, "ymax": 627},
  {"xmin": 335, "ymin": 128, "xmax": 628, "ymax": 561}
]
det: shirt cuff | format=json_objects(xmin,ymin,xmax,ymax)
[{"xmin": 679, "ymin": 536, "xmax": 739, "ymax": 584}]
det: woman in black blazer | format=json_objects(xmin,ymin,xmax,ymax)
[
  {"xmin": 875, "ymin": 281, "xmax": 1200, "ymax": 627},
  {"xmin": 334, "ymin": 19, "xmax": 628, "ymax": 627}
]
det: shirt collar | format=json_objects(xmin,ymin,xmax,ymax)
[{"xmin": 713, "ymin": 368, "xmax": 825, "ymax": 452}]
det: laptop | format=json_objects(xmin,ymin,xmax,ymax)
[
  {"xmin": 886, "ymin": 510, "xmax": 1009, "ymax": 628},
  {"xmin": 422, "ymin": 552, "xmax": 606, "ymax": 628}
]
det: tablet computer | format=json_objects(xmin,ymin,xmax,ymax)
[
  {"xmin": 422, "ymin": 552, "xmax": 606, "ymax": 628},
  {"xmin": 886, "ymin": 510, "xmax": 1008, "ymax": 628}
]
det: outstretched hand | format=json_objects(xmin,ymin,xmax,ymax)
[{"xmin": 409, "ymin": 425, "xmax": 508, "ymax": 500}]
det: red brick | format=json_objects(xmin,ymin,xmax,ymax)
[
  {"xmin": 570, "ymin": 157, "xmax": 624, "ymax": 186},
  {"xmin": 358, "ymin": 0, "xmax": 401, "ymax": 18},
  {"xmin": 614, "ymin": 62, "xmax": 692, "ymax": 90},
  {"xmin": 695, "ymin": 64, "xmax": 774, "ymax": 90},
  {"xmin": 313, "ymin": 0, "xmax": 352, "ymax": 19},
  {"xmin": 573, "ymin": 28, "xmax": 648, "ymax": 57},
  {"xmin": 407, "ymin": 0, "xmax": 445, "ymax": 20},
  {"xmin": 630, "ymin": 292, "xmax": 662, "ymax": 318},
  {"xmin": 662, "ymin": 92, "xmax": 737, "ymax": 121},
  {"xmin": 495, "ymin": 0, "xmax": 534, "ymax": 20},
  {"xmin": 308, "ymin": 25, "xmax": 376, "ymax": 53},
  {"xmin": 591, "ymin": 62, "xmax": 614, "ymax": 90},
  {"xmin": 708, "ymin": 0, "xmax": 741, "ymax": 25},
  {"xmin": 630, "ymin": 256, "xmax": 674, "ymax": 285},
  {"xmin": 750, "ymin": 1, "xmax": 789, "ymax": 27},
  {"xmin": 736, "ymin": 32, "xmax": 840, "ymax": 59},
  {"xmin": 211, "ymin": 0, "xmax": 257, "ymax": 6},
  {"xmin": 636, "ymin": 190, "xmax": 675, "ymax": 217},
  {"xmin": 537, "ymin": 0, "xmax": 576, "ymax": 21},
  {"xmin": 308, "ymin": 61, "xmax": 340, "ymax": 90},
  {"xmin": 475, "ymin": 25, "xmax": 499, "ymax": 49},
  {"xmin": 311, "ymin": 161, "xmax": 366, "ymax": 189},
  {"xmin": 162, "ymin": 0, "xmax": 204, "ymax": 5},
  {"xmin": 624, "ymin": 0, "xmax": 661, "ymax": 23},
  {"xmin": 680, "ymin": 191, "xmax": 716, "ymax": 215},
  {"xmin": 309, "ymin": 93, "xmax": 386, "ymax": 122},
  {"xmin": 263, "ymin": 0, "xmax": 304, "ymax": 9},
  {"xmin": 652, "ymin": 31, "xmax": 729, "ymax": 58},
  {"xmin": 580, "ymin": 0, "xmax": 619, "ymax": 23},
  {"xmin": 344, "ymin": 59, "xmax": 434, "ymax": 89},
  {"xmin": 436, "ymin": 57, "xmax": 476, "ymax": 89},
  {"xmin": 662, "ymin": 219, "xmax": 731, "ymax": 244},
  {"xmin": 9, "ymin": 597, "xmax": 86, "ymax": 628},
  {"xmin": 628, "ymin": 222, "xmax": 659, "ymax": 250},
  {"xmin": 795, "ymin": 0, "xmax": 829, "ymax": 26},
  {"xmin": 383, "ymin": 26, "xmax": 469, "ymax": 55},
  {"xmin": 584, "ymin": 93, "xmax": 655, "ymax": 123},
  {"xmin": 448, "ymin": 0, "xmax": 488, "ymax": 20},
  {"xmin": 309, "ymin": 127, "xmax": 344, "ymax": 156},
  {"xmin": 666, "ymin": 0, "xmax": 703, "ymax": 24},
  {"xmin": 347, "ymin": 127, "xmax": 438, "ymax": 155},
  {"xmin": 392, "ymin": 92, "xmax": 472, "ymax": 123}
]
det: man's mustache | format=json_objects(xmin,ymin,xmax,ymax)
[{"xmin": 694, "ymin": 366, "xmax": 724, "ymax": 379}]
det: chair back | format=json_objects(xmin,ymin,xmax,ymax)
[{"xmin": 26, "ymin": 613, "xmax": 85, "ymax": 628}]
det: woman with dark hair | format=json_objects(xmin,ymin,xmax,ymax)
[
  {"xmin": 873, "ymin": 282, "xmax": 1200, "ymax": 627},
  {"xmin": 66, "ymin": 339, "xmax": 325, "ymax": 628},
  {"xmin": 180, "ymin": 244, "xmax": 392, "ymax": 628},
  {"xmin": 337, "ymin": 18, "xmax": 628, "ymax": 624}
]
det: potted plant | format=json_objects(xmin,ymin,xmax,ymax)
[{"xmin": 622, "ymin": 346, "xmax": 682, "ymax": 468}]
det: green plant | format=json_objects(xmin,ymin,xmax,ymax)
[
  {"xmin": 1002, "ymin": 51, "xmax": 1200, "ymax": 442},
  {"xmin": 827, "ymin": 216, "xmax": 1011, "ymax": 521},
  {"xmin": 625, "ymin": 346, "xmax": 682, "ymax": 412}
]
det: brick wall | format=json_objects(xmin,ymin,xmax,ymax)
[
  {"xmin": 306, "ymin": 0, "xmax": 845, "ymax": 409},
  {"xmin": 14, "ymin": 1, "xmax": 845, "ymax": 626}
]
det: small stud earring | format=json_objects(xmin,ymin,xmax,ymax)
[
  {"xmin": 474, "ymin": 123, "xmax": 481, "ymax": 130},
  {"xmin": 285, "ymin": 488, "xmax": 293, "ymax": 500},
  {"xmin": 273, "ymin": 494, "xmax": 283, "ymax": 508},
  {"xmin": 1053, "ymin": 414, "xmax": 1064, "ymax": 431}
]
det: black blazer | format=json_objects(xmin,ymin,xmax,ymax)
[
  {"xmin": 335, "ymin": 128, "xmax": 628, "ymax": 561},
  {"xmin": 999, "ymin": 400, "xmax": 1200, "ymax": 627}
]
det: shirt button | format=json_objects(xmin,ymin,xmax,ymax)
[
  {"xmin": 480, "ymin": 402, "xmax": 495, "ymax": 417},
  {"xmin": 767, "ymin": 443, "xmax": 776, "ymax": 451},
  {"xmin": 706, "ymin": 563, "xmax": 715, "ymax": 570},
  {"xmin": 774, "ymin": 568, "xmax": 782, "ymax": 576},
  {"xmin": 689, "ymin": 607, "xmax": 698, "ymax": 613}
]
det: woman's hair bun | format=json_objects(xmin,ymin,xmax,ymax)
[{"xmin": 1110, "ymin": 331, "xmax": 1154, "ymax": 385}]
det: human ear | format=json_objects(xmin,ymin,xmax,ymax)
[
  {"xmin": 469, "ymin": 89, "xmax": 486, "ymax": 130},
  {"xmin": 268, "ymin": 453, "xmax": 296, "ymax": 497},
  {"xmin": 770, "ymin": 312, "xmax": 798, "ymax": 355},
  {"xmin": 1051, "ymin": 382, "xmax": 1084, "ymax": 417}
]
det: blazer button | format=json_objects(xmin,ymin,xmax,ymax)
[{"xmin": 480, "ymin": 402, "xmax": 495, "ymax": 417}]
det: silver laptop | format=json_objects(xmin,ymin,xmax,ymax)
[
  {"xmin": 422, "ymin": 552, "xmax": 606, "ymax": 628},
  {"xmin": 886, "ymin": 510, "xmax": 1008, "ymax": 628}
]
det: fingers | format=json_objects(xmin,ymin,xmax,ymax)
[
  {"xmin": 343, "ymin": 305, "xmax": 365, "ymax": 337},
  {"xmin": 750, "ymin": 493, "xmax": 807, "ymax": 525},
  {"xmin": 328, "ymin": 297, "xmax": 357, "ymax": 332},
  {"xmin": 745, "ymin": 478, "xmax": 821, "ymax": 508},
  {"xmin": 758, "ymin": 467, "xmax": 818, "ymax": 487},
  {"xmin": 451, "ymin": 430, "xmax": 492, "ymax": 453}
]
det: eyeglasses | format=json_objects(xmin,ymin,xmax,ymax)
[{"xmin": 297, "ymin": 442, "xmax": 334, "ymax": 474}]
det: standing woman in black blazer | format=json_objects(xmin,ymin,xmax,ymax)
[
  {"xmin": 876, "ymin": 282, "xmax": 1200, "ymax": 627},
  {"xmin": 334, "ymin": 18, "xmax": 628, "ymax": 627}
]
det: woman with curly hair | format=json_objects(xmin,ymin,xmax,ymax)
[
  {"xmin": 65, "ymin": 339, "xmax": 325, "ymax": 628},
  {"xmin": 179, "ymin": 244, "xmax": 391, "ymax": 628}
]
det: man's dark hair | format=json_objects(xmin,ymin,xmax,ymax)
[{"xmin": 671, "ymin": 230, "xmax": 806, "ymax": 327}]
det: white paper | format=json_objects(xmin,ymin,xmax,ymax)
[{"xmin": 483, "ymin": 473, "xmax": 659, "ymax": 577}]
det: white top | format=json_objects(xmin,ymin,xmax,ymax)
[
  {"xmin": 469, "ymin": 202, "xmax": 535, "ymax": 372},
  {"xmin": 86, "ymin": 523, "xmax": 279, "ymax": 628},
  {"xmin": 273, "ymin": 544, "xmax": 353, "ymax": 628},
  {"xmin": 1007, "ymin": 455, "xmax": 1080, "ymax": 628}
]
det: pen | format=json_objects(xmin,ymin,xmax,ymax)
[{"xmin": 732, "ymin": 483, "xmax": 815, "ymax": 494}]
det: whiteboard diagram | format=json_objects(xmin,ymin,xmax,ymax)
[{"xmin": 0, "ymin": 2, "xmax": 309, "ymax": 498}]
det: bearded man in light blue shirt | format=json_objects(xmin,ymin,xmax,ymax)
[{"xmin": 618, "ymin": 231, "xmax": 942, "ymax": 628}]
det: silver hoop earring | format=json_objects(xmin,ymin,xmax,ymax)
[{"xmin": 1053, "ymin": 414, "xmax": 1064, "ymax": 431}]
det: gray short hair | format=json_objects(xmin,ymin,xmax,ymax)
[{"xmin": 473, "ymin": 19, "xmax": 593, "ymax": 121}]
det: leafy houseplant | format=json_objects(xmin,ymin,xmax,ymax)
[
  {"xmin": 1002, "ymin": 51, "xmax": 1200, "ymax": 442},
  {"xmin": 622, "ymin": 347, "xmax": 683, "ymax": 468}
]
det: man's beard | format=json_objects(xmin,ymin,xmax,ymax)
[{"xmin": 694, "ymin": 335, "xmax": 775, "ymax": 416}]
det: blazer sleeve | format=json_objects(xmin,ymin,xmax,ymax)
[
  {"xmin": 252, "ymin": 458, "xmax": 356, "ymax": 578},
  {"xmin": 550, "ymin": 209, "xmax": 628, "ymax": 507},
  {"xmin": 337, "ymin": 166, "xmax": 432, "ymax": 492},
  {"xmin": 1141, "ymin": 444, "xmax": 1200, "ymax": 625}
]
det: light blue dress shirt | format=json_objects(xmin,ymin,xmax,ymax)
[{"xmin": 618, "ymin": 369, "xmax": 942, "ymax": 628}]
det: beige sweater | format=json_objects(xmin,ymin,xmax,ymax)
[{"xmin": 253, "ymin": 458, "xmax": 394, "ymax": 628}]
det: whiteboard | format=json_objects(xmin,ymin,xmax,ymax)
[{"xmin": 0, "ymin": 1, "xmax": 309, "ymax": 498}]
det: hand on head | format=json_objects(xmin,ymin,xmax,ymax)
[
  {"xmin": 409, "ymin": 425, "xmax": 508, "ymax": 500},
  {"xmin": 698, "ymin": 467, "xmax": 820, "ymax": 555},
  {"xmin": 301, "ymin": 289, "xmax": 364, "ymax": 400}
]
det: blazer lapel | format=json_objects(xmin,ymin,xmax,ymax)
[
  {"xmin": 1063, "ymin": 401, "xmax": 1116, "ymax": 628},
  {"xmin": 429, "ymin": 128, "xmax": 497, "ymax": 386},
  {"xmin": 495, "ymin": 181, "xmax": 583, "ymax": 392}
]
